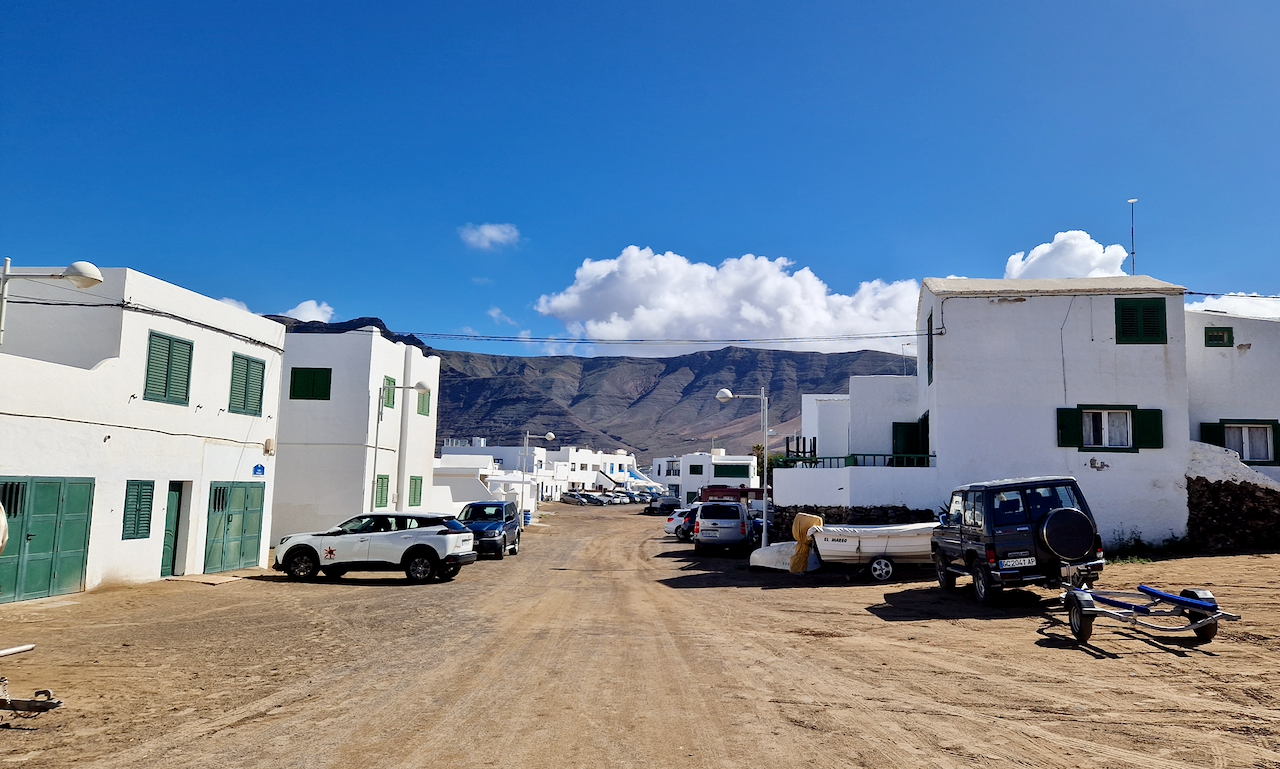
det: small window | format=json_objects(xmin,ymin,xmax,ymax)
[
  {"xmin": 1083, "ymin": 409, "xmax": 1131, "ymax": 448},
  {"xmin": 1225, "ymin": 424, "xmax": 1274, "ymax": 463},
  {"xmin": 290, "ymin": 368, "xmax": 332, "ymax": 400},
  {"xmin": 688, "ymin": 464, "xmax": 704, "ymax": 475},
  {"xmin": 375, "ymin": 475, "xmax": 390, "ymax": 508},
  {"xmin": 408, "ymin": 476, "xmax": 423, "ymax": 507},
  {"xmin": 713, "ymin": 464, "xmax": 751, "ymax": 478},
  {"xmin": 991, "ymin": 491, "xmax": 1027, "ymax": 526},
  {"xmin": 122, "ymin": 480, "xmax": 154, "ymax": 540},
  {"xmin": 946, "ymin": 493, "xmax": 963, "ymax": 526},
  {"xmin": 144, "ymin": 332, "xmax": 193, "ymax": 406},
  {"xmin": 383, "ymin": 377, "xmax": 396, "ymax": 408},
  {"xmin": 961, "ymin": 493, "xmax": 976, "ymax": 527},
  {"xmin": 417, "ymin": 389, "xmax": 431, "ymax": 416},
  {"xmin": 229, "ymin": 354, "xmax": 266, "ymax": 416},
  {"xmin": 1115, "ymin": 298, "xmax": 1167, "ymax": 344},
  {"xmin": 1205, "ymin": 327, "xmax": 1234, "ymax": 347},
  {"xmin": 926, "ymin": 311, "xmax": 934, "ymax": 385}
]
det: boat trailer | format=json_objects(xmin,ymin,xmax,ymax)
[
  {"xmin": 1062, "ymin": 584, "xmax": 1240, "ymax": 644},
  {"xmin": 0, "ymin": 645, "xmax": 62, "ymax": 717}
]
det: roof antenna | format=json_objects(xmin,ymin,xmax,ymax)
[{"xmin": 1127, "ymin": 198, "xmax": 1138, "ymax": 275}]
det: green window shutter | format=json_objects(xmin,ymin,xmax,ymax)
[
  {"xmin": 1115, "ymin": 298, "xmax": 1167, "ymax": 344},
  {"xmin": 246, "ymin": 358, "xmax": 264, "ymax": 415},
  {"xmin": 375, "ymin": 475, "xmax": 389, "ymax": 508},
  {"xmin": 1204, "ymin": 327, "xmax": 1234, "ymax": 347},
  {"xmin": 409, "ymin": 476, "xmax": 423, "ymax": 507},
  {"xmin": 168, "ymin": 337, "xmax": 192, "ymax": 404},
  {"xmin": 417, "ymin": 389, "xmax": 431, "ymax": 416},
  {"xmin": 713, "ymin": 464, "xmax": 750, "ymax": 478},
  {"xmin": 122, "ymin": 480, "xmax": 154, "ymax": 540},
  {"xmin": 1133, "ymin": 409, "xmax": 1164, "ymax": 449},
  {"xmin": 289, "ymin": 367, "xmax": 332, "ymax": 400},
  {"xmin": 1057, "ymin": 408, "xmax": 1083, "ymax": 448},
  {"xmin": 229, "ymin": 355, "xmax": 249, "ymax": 413},
  {"xmin": 927, "ymin": 312, "xmax": 934, "ymax": 385},
  {"xmin": 144, "ymin": 334, "xmax": 171, "ymax": 401},
  {"xmin": 383, "ymin": 377, "xmax": 396, "ymax": 408},
  {"xmin": 1200, "ymin": 422, "xmax": 1226, "ymax": 447},
  {"xmin": 289, "ymin": 368, "xmax": 312, "ymax": 399}
]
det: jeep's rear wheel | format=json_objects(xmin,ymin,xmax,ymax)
[
  {"xmin": 1066, "ymin": 594, "xmax": 1094, "ymax": 643},
  {"xmin": 934, "ymin": 552, "xmax": 956, "ymax": 590},
  {"xmin": 971, "ymin": 561, "xmax": 1001, "ymax": 605},
  {"xmin": 285, "ymin": 549, "xmax": 319, "ymax": 581},
  {"xmin": 405, "ymin": 552, "xmax": 436, "ymax": 583}
]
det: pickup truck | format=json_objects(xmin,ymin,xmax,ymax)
[{"xmin": 931, "ymin": 476, "xmax": 1105, "ymax": 604}]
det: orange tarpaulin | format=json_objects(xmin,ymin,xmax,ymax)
[{"xmin": 789, "ymin": 513, "xmax": 823, "ymax": 574}]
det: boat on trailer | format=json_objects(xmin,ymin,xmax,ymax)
[{"xmin": 809, "ymin": 522, "xmax": 939, "ymax": 580}]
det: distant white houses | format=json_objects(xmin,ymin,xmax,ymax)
[
  {"xmin": 441, "ymin": 440, "xmax": 659, "ymax": 509},
  {"xmin": 777, "ymin": 276, "xmax": 1201, "ymax": 543},
  {"xmin": 650, "ymin": 449, "xmax": 759, "ymax": 505},
  {"xmin": 0, "ymin": 267, "xmax": 284, "ymax": 602},
  {"xmin": 271, "ymin": 326, "xmax": 442, "ymax": 543}
]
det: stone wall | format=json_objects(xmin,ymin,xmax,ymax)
[{"xmin": 1186, "ymin": 476, "xmax": 1280, "ymax": 553}]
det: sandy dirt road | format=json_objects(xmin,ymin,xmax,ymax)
[{"xmin": 2, "ymin": 503, "xmax": 1280, "ymax": 767}]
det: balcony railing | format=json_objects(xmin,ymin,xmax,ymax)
[{"xmin": 776, "ymin": 453, "xmax": 936, "ymax": 469}]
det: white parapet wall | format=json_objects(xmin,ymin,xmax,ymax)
[{"xmin": 773, "ymin": 466, "xmax": 944, "ymax": 511}]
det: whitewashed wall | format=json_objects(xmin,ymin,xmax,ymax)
[
  {"xmin": 0, "ymin": 268, "xmax": 283, "ymax": 588},
  {"xmin": 774, "ymin": 466, "xmax": 943, "ymax": 510},
  {"xmin": 1186, "ymin": 311, "xmax": 1280, "ymax": 483},
  {"xmin": 847, "ymin": 376, "xmax": 920, "ymax": 455},
  {"xmin": 801, "ymin": 394, "xmax": 850, "ymax": 457}
]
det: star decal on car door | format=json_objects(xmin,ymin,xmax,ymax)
[{"xmin": 323, "ymin": 547, "xmax": 336, "ymax": 560}]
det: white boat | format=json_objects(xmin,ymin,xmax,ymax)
[
  {"xmin": 748, "ymin": 541, "xmax": 820, "ymax": 572},
  {"xmin": 809, "ymin": 522, "xmax": 939, "ymax": 579}
]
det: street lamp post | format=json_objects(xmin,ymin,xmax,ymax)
[
  {"xmin": 715, "ymin": 386, "xmax": 771, "ymax": 548},
  {"xmin": 370, "ymin": 380, "xmax": 433, "ymax": 512},
  {"xmin": 0, "ymin": 258, "xmax": 105, "ymax": 345},
  {"xmin": 521, "ymin": 431, "xmax": 555, "ymax": 520},
  {"xmin": 1127, "ymin": 198, "xmax": 1138, "ymax": 276}
]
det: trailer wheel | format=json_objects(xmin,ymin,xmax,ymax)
[
  {"xmin": 867, "ymin": 556, "xmax": 894, "ymax": 582},
  {"xmin": 1179, "ymin": 589, "xmax": 1220, "ymax": 643},
  {"xmin": 1065, "ymin": 594, "xmax": 1094, "ymax": 643},
  {"xmin": 934, "ymin": 552, "xmax": 956, "ymax": 590}
]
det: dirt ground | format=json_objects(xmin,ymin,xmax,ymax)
[{"xmin": 3, "ymin": 502, "xmax": 1280, "ymax": 768}]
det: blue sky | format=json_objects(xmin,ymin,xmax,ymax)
[{"xmin": 3, "ymin": 2, "xmax": 1277, "ymax": 356}]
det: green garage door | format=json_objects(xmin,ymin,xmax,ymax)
[
  {"xmin": 0, "ymin": 477, "xmax": 94, "ymax": 604},
  {"xmin": 203, "ymin": 482, "xmax": 264, "ymax": 573}
]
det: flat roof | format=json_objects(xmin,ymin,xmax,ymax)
[{"xmin": 922, "ymin": 276, "xmax": 1184, "ymax": 298}]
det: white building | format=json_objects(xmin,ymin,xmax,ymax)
[
  {"xmin": 650, "ymin": 449, "xmax": 760, "ymax": 505},
  {"xmin": 441, "ymin": 441, "xmax": 657, "ymax": 507},
  {"xmin": 544, "ymin": 446, "xmax": 658, "ymax": 494},
  {"xmin": 776, "ymin": 277, "xmax": 1193, "ymax": 543},
  {"xmin": 0, "ymin": 267, "xmax": 284, "ymax": 603},
  {"xmin": 440, "ymin": 438, "xmax": 571, "ymax": 512},
  {"xmin": 1185, "ymin": 310, "xmax": 1280, "ymax": 483},
  {"xmin": 272, "ymin": 327, "xmax": 441, "ymax": 542}
]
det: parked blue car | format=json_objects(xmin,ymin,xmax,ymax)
[{"xmin": 457, "ymin": 501, "xmax": 522, "ymax": 559}]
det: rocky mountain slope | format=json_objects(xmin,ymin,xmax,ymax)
[{"xmin": 272, "ymin": 316, "xmax": 915, "ymax": 461}]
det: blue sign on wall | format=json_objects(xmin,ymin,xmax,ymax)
[{"xmin": 253, "ymin": 464, "xmax": 265, "ymax": 477}]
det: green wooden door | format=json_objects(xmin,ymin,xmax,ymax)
[
  {"xmin": 53, "ymin": 480, "xmax": 93, "ymax": 596},
  {"xmin": 0, "ymin": 477, "xmax": 94, "ymax": 603},
  {"xmin": 161, "ymin": 483, "xmax": 182, "ymax": 577},
  {"xmin": 0, "ymin": 481, "xmax": 28, "ymax": 603},
  {"xmin": 203, "ymin": 482, "xmax": 265, "ymax": 573}
]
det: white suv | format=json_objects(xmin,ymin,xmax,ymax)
[{"xmin": 274, "ymin": 512, "xmax": 477, "ymax": 583}]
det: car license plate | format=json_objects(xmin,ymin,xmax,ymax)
[
  {"xmin": 999, "ymin": 557, "xmax": 1037, "ymax": 569},
  {"xmin": 701, "ymin": 531, "xmax": 718, "ymax": 537}
]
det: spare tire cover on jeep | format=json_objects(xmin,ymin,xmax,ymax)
[{"xmin": 1040, "ymin": 508, "xmax": 1096, "ymax": 561}]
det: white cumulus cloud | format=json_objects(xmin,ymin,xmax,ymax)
[
  {"xmin": 218, "ymin": 297, "xmax": 251, "ymax": 312},
  {"xmin": 1004, "ymin": 230, "xmax": 1129, "ymax": 279},
  {"xmin": 282, "ymin": 300, "xmax": 336, "ymax": 323},
  {"xmin": 1185, "ymin": 293, "xmax": 1280, "ymax": 319},
  {"xmin": 487, "ymin": 306, "xmax": 518, "ymax": 326},
  {"xmin": 534, "ymin": 246, "xmax": 919, "ymax": 354},
  {"xmin": 458, "ymin": 222, "xmax": 520, "ymax": 250}
]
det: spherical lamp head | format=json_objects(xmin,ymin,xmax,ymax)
[
  {"xmin": 413, "ymin": 381, "xmax": 432, "ymax": 394},
  {"xmin": 544, "ymin": 432, "xmax": 555, "ymax": 441},
  {"xmin": 63, "ymin": 261, "xmax": 104, "ymax": 289},
  {"xmin": 715, "ymin": 388, "xmax": 734, "ymax": 404}
]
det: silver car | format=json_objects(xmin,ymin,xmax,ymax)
[{"xmin": 692, "ymin": 502, "xmax": 751, "ymax": 553}]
